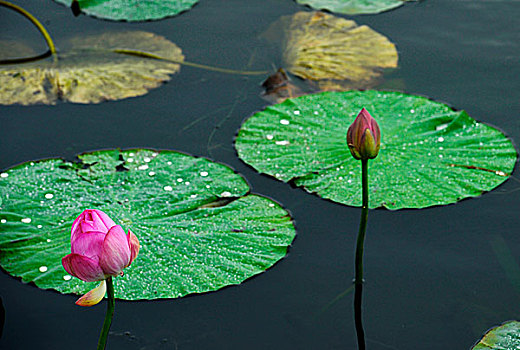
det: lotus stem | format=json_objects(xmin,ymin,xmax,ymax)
[
  {"xmin": 113, "ymin": 49, "xmax": 268, "ymax": 76},
  {"xmin": 97, "ymin": 277, "xmax": 115, "ymax": 350},
  {"xmin": 354, "ymin": 158, "xmax": 369, "ymax": 350},
  {"xmin": 0, "ymin": 1, "xmax": 57, "ymax": 56}
]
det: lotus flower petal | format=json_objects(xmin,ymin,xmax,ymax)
[
  {"xmin": 71, "ymin": 231, "xmax": 105, "ymax": 258},
  {"xmin": 99, "ymin": 225, "xmax": 131, "ymax": 276},
  {"xmin": 127, "ymin": 229, "xmax": 140, "ymax": 267},
  {"xmin": 75, "ymin": 280, "xmax": 107, "ymax": 307},
  {"xmin": 62, "ymin": 253, "xmax": 105, "ymax": 282}
]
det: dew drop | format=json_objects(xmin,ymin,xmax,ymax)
[
  {"xmin": 129, "ymin": 152, "xmax": 135, "ymax": 157},
  {"xmin": 144, "ymin": 157, "xmax": 151, "ymax": 163},
  {"xmin": 167, "ymin": 161, "xmax": 172, "ymax": 165},
  {"xmin": 177, "ymin": 178, "xmax": 183, "ymax": 183},
  {"xmin": 37, "ymin": 224, "xmax": 42, "ymax": 228},
  {"xmin": 266, "ymin": 134, "xmax": 274, "ymax": 140},
  {"xmin": 39, "ymin": 266, "xmax": 48, "ymax": 273},
  {"xmin": 138, "ymin": 164, "xmax": 149, "ymax": 170},
  {"xmin": 200, "ymin": 171, "xmax": 209, "ymax": 177},
  {"xmin": 164, "ymin": 186, "xmax": 173, "ymax": 191},
  {"xmin": 185, "ymin": 181, "xmax": 191, "ymax": 186},
  {"xmin": 46, "ymin": 239, "xmax": 51, "ymax": 243},
  {"xmin": 21, "ymin": 218, "xmax": 31, "ymax": 223},
  {"xmin": 410, "ymin": 109, "xmax": 415, "ymax": 113},
  {"xmin": 148, "ymin": 171, "xmax": 156, "ymax": 176},
  {"xmin": 293, "ymin": 110, "xmax": 301, "ymax": 115},
  {"xmin": 280, "ymin": 119, "xmax": 290, "ymax": 125},
  {"xmin": 439, "ymin": 147, "xmax": 444, "ymax": 150},
  {"xmin": 439, "ymin": 154, "xmax": 443, "ymax": 158},
  {"xmin": 127, "ymin": 158, "xmax": 134, "ymax": 163},
  {"xmin": 0, "ymin": 173, "xmax": 8, "ymax": 178},
  {"xmin": 436, "ymin": 124, "xmax": 449, "ymax": 131},
  {"xmin": 275, "ymin": 140, "xmax": 290, "ymax": 146},
  {"xmin": 45, "ymin": 193, "xmax": 54, "ymax": 199},
  {"xmin": 268, "ymin": 203, "xmax": 275, "ymax": 208},
  {"xmin": 0, "ymin": 219, "xmax": 6, "ymax": 224},
  {"xmin": 63, "ymin": 275, "xmax": 72, "ymax": 281},
  {"xmin": 438, "ymin": 137, "xmax": 445, "ymax": 142},
  {"xmin": 221, "ymin": 191, "xmax": 232, "ymax": 197},
  {"xmin": 190, "ymin": 194, "xmax": 197, "ymax": 198}
]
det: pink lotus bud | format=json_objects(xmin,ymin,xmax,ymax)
[
  {"xmin": 346, "ymin": 108, "xmax": 381, "ymax": 160},
  {"xmin": 62, "ymin": 209, "xmax": 140, "ymax": 284}
]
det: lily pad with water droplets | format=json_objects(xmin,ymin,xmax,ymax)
[
  {"xmin": 235, "ymin": 90, "xmax": 516, "ymax": 210},
  {"xmin": 261, "ymin": 12, "xmax": 398, "ymax": 92},
  {"xmin": 0, "ymin": 31, "xmax": 184, "ymax": 105},
  {"xmin": 54, "ymin": 0, "xmax": 199, "ymax": 21},
  {"xmin": 0, "ymin": 149, "xmax": 296, "ymax": 300},
  {"xmin": 295, "ymin": 0, "xmax": 414, "ymax": 15},
  {"xmin": 472, "ymin": 321, "xmax": 520, "ymax": 349}
]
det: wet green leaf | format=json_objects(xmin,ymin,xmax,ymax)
[
  {"xmin": 295, "ymin": 0, "xmax": 414, "ymax": 15},
  {"xmin": 235, "ymin": 90, "xmax": 516, "ymax": 210},
  {"xmin": 0, "ymin": 149, "xmax": 296, "ymax": 300},
  {"xmin": 261, "ymin": 11, "xmax": 398, "ymax": 91},
  {"xmin": 472, "ymin": 321, "xmax": 520, "ymax": 349},
  {"xmin": 54, "ymin": 0, "xmax": 199, "ymax": 21},
  {"xmin": 0, "ymin": 31, "xmax": 184, "ymax": 105}
]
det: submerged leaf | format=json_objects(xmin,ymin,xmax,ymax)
[
  {"xmin": 235, "ymin": 90, "xmax": 517, "ymax": 210},
  {"xmin": 295, "ymin": 0, "xmax": 414, "ymax": 15},
  {"xmin": 261, "ymin": 68, "xmax": 305, "ymax": 104},
  {"xmin": 261, "ymin": 11, "xmax": 398, "ymax": 91},
  {"xmin": 472, "ymin": 321, "xmax": 520, "ymax": 349},
  {"xmin": 54, "ymin": 0, "xmax": 199, "ymax": 21},
  {"xmin": 0, "ymin": 149, "xmax": 295, "ymax": 300},
  {"xmin": 0, "ymin": 31, "xmax": 184, "ymax": 105}
]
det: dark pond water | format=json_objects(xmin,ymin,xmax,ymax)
[{"xmin": 1, "ymin": 0, "xmax": 520, "ymax": 349}]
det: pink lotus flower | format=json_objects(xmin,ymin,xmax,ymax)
[
  {"xmin": 347, "ymin": 108, "xmax": 381, "ymax": 160},
  {"xmin": 62, "ymin": 209, "xmax": 139, "ymax": 306}
]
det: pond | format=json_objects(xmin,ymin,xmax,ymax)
[{"xmin": 1, "ymin": 0, "xmax": 520, "ymax": 349}]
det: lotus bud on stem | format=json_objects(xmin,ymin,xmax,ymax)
[
  {"xmin": 347, "ymin": 108, "xmax": 381, "ymax": 350},
  {"xmin": 62, "ymin": 209, "xmax": 140, "ymax": 350}
]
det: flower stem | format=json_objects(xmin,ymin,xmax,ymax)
[
  {"xmin": 354, "ymin": 158, "xmax": 369, "ymax": 350},
  {"xmin": 97, "ymin": 277, "xmax": 115, "ymax": 350},
  {"xmin": 0, "ymin": 1, "xmax": 56, "ymax": 56}
]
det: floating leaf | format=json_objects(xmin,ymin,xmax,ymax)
[
  {"xmin": 235, "ymin": 90, "xmax": 516, "ymax": 210},
  {"xmin": 54, "ymin": 0, "xmax": 199, "ymax": 21},
  {"xmin": 295, "ymin": 0, "xmax": 414, "ymax": 15},
  {"xmin": 261, "ymin": 11, "xmax": 398, "ymax": 91},
  {"xmin": 0, "ymin": 31, "xmax": 184, "ymax": 105},
  {"xmin": 0, "ymin": 149, "xmax": 296, "ymax": 300},
  {"xmin": 472, "ymin": 321, "xmax": 520, "ymax": 349}
]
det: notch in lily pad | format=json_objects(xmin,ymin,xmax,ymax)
[
  {"xmin": 235, "ymin": 90, "xmax": 517, "ymax": 210},
  {"xmin": 0, "ymin": 149, "xmax": 296, "ymax": 300},
  {"xmin": 295, "ymin": 0, "xmax": 417, "ymax": 15}
]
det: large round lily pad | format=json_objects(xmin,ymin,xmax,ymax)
[
  {"xmin": 54, "ymin": 0, "xmax": 199, "ymax": 21},
  {"xmin": 295, "ymin": 0, "xmax": 414, "ymax": 15},
  {"xmin": 0, "ymin": 149, "xmax": 296, "ymax": 300},
  {"xmin": 235, "ymin": 90, "xmax": 517, "ymax": 210},
  {"xmin": 260, "ymin": 11, "xmax": 398, "ymax": 91},
  {"xmin": 472, "ymin": 321, "xmax": 520, "ymax": 349},
  {"xmin": 0, "ymin": 31, "xmax": 184, "ymax": 105}
]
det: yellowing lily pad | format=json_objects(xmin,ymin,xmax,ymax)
[
  {"xmin": 261, "ymin": 11, "xmax": 398, "ymax": 91},
  {"xmin": 0, "ymin": 31, "xmax": 184, "ymax": 105},
  {"xmin": 472, "ymin": 321, "xmax": 520, "ymax": 349}
]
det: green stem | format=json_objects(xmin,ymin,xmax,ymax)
[
  {"xmin": 354, "ymin": 158, "xmax": 369, "ymax": 350},
  {"xmin": 113, "ymin": 49, "xmax": 268, "ymax": 76},
  {"xmin": 0, "ymin": 1, "xmax": 57, "ymax": 56},
  {"xmin": 97, "ymin": 277, "xmax": 115, "ymax": 350},
  {"xmin": 355, "ymin": 159, "xmax": 369, "ymax": 285}
]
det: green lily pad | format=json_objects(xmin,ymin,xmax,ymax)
[
  {"xmin": 261, "ymin": 11, "xmax": 398, "ymax": 91},
  {"xmin": 54, "ymin": 0, "xmax": 199, "ymax": 21},
  {"xmin": 295, "ymin": 0, "xmax": 414, "ymax": 15},
  {"xmin": 0, "ymin": 149, "xmax": 296, "ymax": 300},
  {"xmin": 472, "ymin": 321, "xmax": 520, "ymax": 349},
  {"xmin": 235, "ymin": 90, "xmax": 516, "ymax": 210},
  {"xmin": 0, "ymin": 31, "xmax": 184, "ymax": 105}
]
